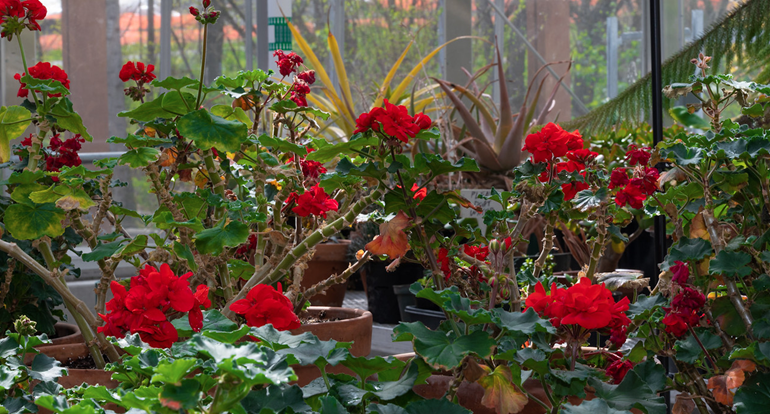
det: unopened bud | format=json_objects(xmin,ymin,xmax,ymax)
[
  {"xmin": 202, "ymin": 0, "xmax": 211, "ymax": 7},
  {"xmin": 489, "ymin": 276, "xmax": 497, "ymax": 287},
  {"xmin": 14, "ymin": 315, "xmax": 36, "ymax": 336},
  {"xmin": 189, "ymin": 6, "xmax": 199, "ymax": 16},
  {"xmin": 489, "ymin": 239, "xmax": 500, "ymax": 253},
  {"xmin": 355, "ymin": 249, "xmax": 365, "ymax": 260}
]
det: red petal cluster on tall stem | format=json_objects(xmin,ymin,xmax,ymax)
[
  {"xmin": 273, "ymin": 49, "xmax": 303, "ymax": 77},
  {"xmin": 0, "ymin": 0, "xmax": 46, "ymax": 37},
  {"xmin": 14, "ymin": 61, "xmax": 69, "ymax": 98},
  {"xmin": 97, "ymin": 264, "xmax": 211, "ymax": 348},
  {"xmin": 119, "ymin": 61, "xmax": 156, "ymax": 84},
  {"xmin": 353, "ymin": 100, "xmax": 432, "ymax": 143},
  {"xmin": 522, "ymin": 122, "xmax": 583, "ymax": 164},
  {"xmin": 285, "ymin": 185, "xmax": 339, "ymax": 218},
  {"xmin": 613, "ymin": 146, "xmax": 659, "ymax": 209}
]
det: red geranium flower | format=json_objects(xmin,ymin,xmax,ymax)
[
  {"xmin": 609, "ymin": 168, "xmax": 629, "ymax": 189},
  {"xmin": 119, "ymin": 61, "xmax": 156, "ymax": 84},
  {"xmin": 230, "ymin": 283, "xmax": 300, "ymax": 330},
  {"xmin": 662, "ymin": 311, "xmax": 690, "ymax": 337},
  {"xmin": 297, "ymin": 70, "xmax": 315, "ymax": 85},
  {"xmin": 0, "ymin": 0, "xmax": 23, "ymax": 23},
  {"xmin": 522, "ymin": 123, "xmax": 583, "ymax": 164},
  {"xmin": 189, "ymin": 6, "xmax": 199, "ymax": 16},
  {"xmin": 671, "ymin": 261, "xmax": 689, "ymax": 285},
  {"xmin": 437, "ymin": 247, "xmax": 451, "ymax": 280},
  {"xmin": 625, "ymin": 144, "xmax": 651, "ymax": 166},
  {"xmin": 352, "ymin": 101, "xmax": 431, "ymax": 142},
  {"xmin": 288, "ymin": 185, "xmax": 339, "ymax": 218},
  {"xmin": 560, "ymin": 277, "xmax": 614, "ymax": 330},
  {"xmin": 413, "ymin": 113, "xmax": 432, "ymax": 130},
  {"xmin": 135, "ymin": 321, "xmax": 178, "ymax": 349},
  {"xmin": 410, "ymin": 183, "xmax": 427, "ymax": 201},
  {"xmin": 273, "ymin": 50, "xmax": 303, "ymax": 77},
  {"xmin": 15, "ymin": 61, "xmax": 70, "ymax": 98},
  {"xmin": 606, "ymin": 359, "xmax": 634, "ymax": 384},
  {"xmin": 672, "ymin": 287, "xmax": 706, "ymax": 312},
  {"xmin": 566, "ymin": 148, "xmax": 597, "ymax": 165},
  {"xmin": 615, "ymin": 184, "xmax": 646, "ymax": 209},
  {"xmin": 562, "ymin": 179, "xmax": 589, "ymax": 201},
  {"xmin": 631, "ymin": 167, "xmax": 660, "ymax": 196},
  {"xmin": 189, "ymin": 285, "xmax": 211, "ymax": 332},
  {"xmin": 21, "ymin": 0, "xmax": 44, "ymax": 30}
]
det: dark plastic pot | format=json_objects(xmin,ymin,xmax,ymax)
[
  {"xmin": 404, "ymin": 306, "xmax": 445, "ymax": 330},
  {"xmin": 365, "ymin": 261, "xmax": 425, "ymax": 324},
  {"xmin": 393, "ymin": 284, "xmax": 416, "ymax": 322}
]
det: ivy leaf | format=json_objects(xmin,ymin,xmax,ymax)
[
  {"xmin": 666, "ymin": 237, "xmax": 713, "ymax": 264},
  {"xmin": 492, "ymin": 308, "xmax": 556, "ymax": 335},
  {"xmin": 477, "ymin": 365, "xmax": 529, "ymax": 414},
  {"xmin": 561, "ymin": 399, "xmax": 630, "ymax": 414},
  {"xmin": 709, "ymin": 250, "xmax": 752, "ymax": 278},
  {"xmin": 49, "ymin": 98, "xmax": 93, "ymax": 141},
  {"xmin": 0, "ymin": 105, "xmax": 32, "ymax": 163},
  {"xmin": 734, "ymin": 372, "xmax": 770, "ymax": 413},
  {"xmin": 119, "ymin": 147, "xmax": 160, "ymax": 168},
  {"xmin": 177, "ymin": 109, "xmax": 248, "ymax": 153},
  {"xmin": 4, "ymin": 203, "xmax": 65, "ymax": 240},
  {"xmin": 193, "ymin": 219, "xmax": 249, "ymax": 256},
  {"xmin": 392, "ymin": 322, "xmax": 495, "ymax": 370},
  {"xmin": 661, "ymin": 143, "xmax": 704, "ymax": 166},
  {"xmin": 29, "ymin": 354, "xmax": 66, "ymax": 382},
  {"xmin": 674, "ymin": 328, "xmax": 722, "ymax": 364},
  {"xmin": 82, "ymin": 240, "xmax": 127, "ymax": 262}
]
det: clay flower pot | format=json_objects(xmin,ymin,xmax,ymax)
[
  {"xmin": 32, "ymin": 343, "xmax": 119, "ymax": 389},
  {"xmin": 48, "ymin": 322, "xmax": 83, "ymax": 345},
  {"xmin": 290, "ymin": 306, "xmax": 373, "ymax": 386},
  {"xmin": 302, "ymin": 241, "xmax": 351, "ymax": 307}
]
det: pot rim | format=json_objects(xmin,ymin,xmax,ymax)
[{"xmin": 296, "ymin": 306, "xmax": 372, "ymax": 328}]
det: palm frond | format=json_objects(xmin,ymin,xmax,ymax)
[{"xmin": 566, "ymin": 0, "xmax": 770, "ymax": 135}]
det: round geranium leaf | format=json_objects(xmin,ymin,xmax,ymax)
[
  {"xmin": 193, "ymin": 220, "xmax": 249, "ymax": 256},
  {"xmin": 4, "ymin": 203, "xmax": 66, "ymax": 240},
  {"xmin": 177, "ymin": 109, "xmax": 248, "ymax": 153}
]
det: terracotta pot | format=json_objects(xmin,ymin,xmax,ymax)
[
  {"xmin": 33, "ymin": 343, "xmax": 119, "ymax": 389},
  {"xmin": 302, "ymin": 241, "xmax": 351, "ymax": 307},
  {"xmin": 290, "ymin": 306, "xmax": 373, "ymax": 386},
  {"xmin": 48, "ymin": 322, "xmax": 83, "ymax": 346}
]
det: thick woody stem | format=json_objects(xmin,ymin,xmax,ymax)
[
  {"xmin": 70, "ymin": 213, "xmax": 115, "ymax": 316},
  {"xmin": 294, "ymin": 252, "xmax": 373, "ymax": 312},
  {"xmin": 222, "ymin": 185, "xmax": 385, "ymax": 320},
  {"xmin": 0, "ymin": 259, "xmax": 14, "ymax": 307},
  {"xmin": 585, "ymin": 204, "xmax": 609, "ymax": 281},
  {"xmin": 92, "ymin": 174, "xmax": 114, "ymax": 237},
  {"xmin": 532, "ymin": 213, "xmax": 557, "ymax": 280},
  {"xmin": 146, "ymin": 163, "xmax": 191, "ymax": 246}
]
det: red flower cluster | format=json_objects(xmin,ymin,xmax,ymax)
[
  {"xmin": 670, "ymin": 261, "xmax": 690, "ymax": 285},
  {"xmin": 229, "ymin": 283, "xmax": 300, "ymax": 331},
  {"xmin": 353, "ymin": 100, "xmax": 432, "ymax": 143},
  {"xmin": 235, "ymin": 233, "xmax": 258, "ymax": 261},
  {"xmin": 613, "ymin": 146, "xmax": 659, "ymax": 209},
  {"xmin": 522, "ymin": 123, "xmax": 583, "ymax": 164},
  {"xmin": 526, "ymin": 278, "xmax": 631, "ymax": 347},
  {"xmin": 119, "ymin": 61, "xmax": 156, "ymax": 84},
  {"xmin": 662, "ymin": 287, "xmax": 706, "ymax": 337},
  {"xmin": 97, "ymin": 264, "xmax": 211, "ymax": 348},
  {"xmin": 189, "ymin": 0, "xmax": 217, "ymax": 23},
  {"xmin": 19, "ymin": 133, "xmax": 84, "ymax": 181},
  {"xmin": 286, "ymin": 185, "xmax": 339, "ymax": 218},
  {"xmin": 273, "ymin": 50, "xmax": 303, "ymax": 77},
  {"xmin": 291, "ymin": 70, "xmax": 315, "ymax": 107},
  {"xmin": 15, "ymin": 62, "xmax": 69, "ymax": 98},
  {"xmin": 287, "ymin": 148, "xmax": 327, "ymax": 182},
  {"xmin": 0, "ymin": 0, "xmax": 45, "ymax": 36},
  {"xmin": 605, "ymin": 359, "xmax": 634, "ymax": 384},
  {"xmin": 625, "ymin": 144, "xmax": 651, "ymax": 166}
]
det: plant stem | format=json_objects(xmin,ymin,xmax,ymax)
[
  {"xmin": 585, "ymin": 204, "xmax": 608, "ymax": 281},
  {"xmin": 195, "ymin": 23, "xmax": 208, "ymax": 108},
  {"xmin": 687, "ymin": 325, "xmax": 719, "ymax": 374},
  {"xmin": 532, "ymin": 213, "xmax": 556, "ymax": 280},
  {"xmin": 222, "ymin": 185, "xmax": 385, "ymax": 319}
]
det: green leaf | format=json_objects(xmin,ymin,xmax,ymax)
[
  {"xmin": 152, "ymin": 76, "xmax": 198, "ymax": 91},
  {"xmin": 4, "ymin": 203, "xmax": 65, "ymax": 240},
  {"xmin": 114, "ymin": 234, "xmax": 148, "ymax": 258},
  {"xmin": 29, "ymin": 186, "xmax": 96, "ymax": 211},
  {"xmin": 319, "ymin": 396, "xmax": 348, "ymax": 414},
  {"xmin": 269, "ymin": 99, "xmax": 330, "ymax": 120},
  {"xmin": 561, "ymin": 399, "xmax": 630, "ymax": 414},
  {"xmin": 590, "ymin": 361, "xmax": 667, "ymax": 414},
  {"xmin": 152, "ymin": 211, "xmax": 205, "ymax": 233},
  {"xmin": 403, "ymin": 398, "xmax": 472, "ymax": 414},
  {"xmin": 674, "ymin": 328, "xmax": 722, "ymax": 364},
  {"xmin": 741, "ymin": 103, "xmax": 765, "ymax": 117},
  {"xmin": 241, "ymin": 385, "xmax": 311, "ymax": 414},
  {"xmin": 392, "ymin": 322, "xmax": 495, "ymax": 370},
  {"xmin": 249, "ymin": 325, "xmax": 318, "ymax": 351},
  {"xmin": 414, "ymin": 153, "xmax": 479, "ymax": 176},
  {"xmin": 211, "ymin": 104, "xmax": 252, "ymax": 127},
  {"xmin": 627, "ymin": 295, "xmax": 666, "ymax": 319},
  {"xmin": 368, "ymin": 404, "xmax": 408, "ymax": 414},
  {"xmin": 118, "ymin": 92, "xmax": 196, "ymax": 121},
  {"xmin": 49, "ymin": 98, "xmax": 92, "ymax": 141},
  {"xmin": 151, "ymin": 358, "xmax": 199, "ymax": 384},
  {"xmin": 159, "ymin": 378, "xmax": 200, "ymax": 410},
  {"xmin": 341, "ymin": 356, "xmax": 406, "ymax": 383},
  {"xmin": 0, "ymin": 105, "xmax": 32, "ymax": 163},
  {"xmin": 318, "ymin": 172, "xmax": 364, "ymax": 192},
  {"xmin": 193, "ymin": 219, "xmax": 249, "ymax": 256},
  {"xmin": 492, "ymin": 307, "xmax": 556, "ymax": 335},
  {"xmin": 82, "ymin": 240, "xmax": 126, "ymax": 262},
  {"xmin": 82, "ymin": 386, "xmax": 122, "ymax": 404},
  {"xmin": 172, "ymin": 309, "xmax": 238, "ymax": 338},
  {"xmin": 735, "ymin": 372, "xmax": 770, "ymax": 413},
  {"xmin": 108, "ymin": 133, "xmax": 172, "ymax": 148},
  {"xmin": 669, "ymin": 106, "xmax": 711, "ymax": 129},
  {"xmin": 256, "ymin": 134, "xmax": 308, "ymax": 156},
  {"xmin": 29, "ymin": 354, "xmax": 65, "ymax": 382},
  {"xmin": 118, "ymin": 147, "xmax": 160, "ymax": 168},
  {"xmin": 173, "ymin": 241, "xmax": 198, "ymax": 272},
  {"xmin": 662, "ymin": 143, "xmax": 704, "ymax": 166},
  {"xmin": 283, "ymin": 338, "xmax": 351, "ymax": 368},
  {"xmin": 666, "ymin": 237, "xmax": 713, "ymax": 264},
  {"xmin": 572, "ymin": 188, "xmax": 607, "ymax": 211},
  {"xmin": 538, "ymin": 189, "xmax": 564, "ymax": 213},
  {"xmin": 177, "ymin": 109, "xmax": 248, "ymax": 153},
  {"xmin": 307, "ymin": 136, "xmax": 379, "ymax": 163},
  {"xmin": 712, "ymin": 296, "xmax": 748, "ymax": 337},
  {"xmin": 754, "ymin": 274, "xmax": 770, "ymax": 291},
  {"xmin": 20, "ymin": 75, "xmax": 69, "ymax": 95},
  {"xmin": 709, "ymin": 250, "xmax": 752, "ymax": 278}
]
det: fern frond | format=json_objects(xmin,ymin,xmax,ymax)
[{"xmin": 565, "ymin": 0, "xmax": 770, "ymax": 135}]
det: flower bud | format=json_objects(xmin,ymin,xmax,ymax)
[
  {"xmin": 489, "ymin": 276, "xmax": 497, "ymax": 287},
  {"xmin": 14, "ymin": 315, "xmax": 36, "ymax": 336},
  {"xmin": 203, "ymin": 0, "xmax": 211, "ymax": 7},
  {"xmin": 489, "ymin": 239, "xmax": 500, "ymax": 253},
  {"xmin": 189, "ymin": 6, "xmax": 199, "ymax": 16}
]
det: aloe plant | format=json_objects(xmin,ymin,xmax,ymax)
[{"xmin": 434, "ymin": 45, "xmax": 571, "ymax": 172}]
